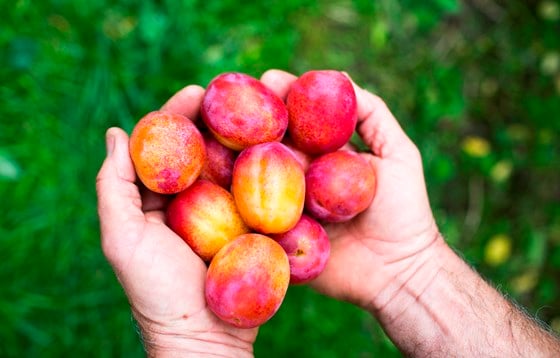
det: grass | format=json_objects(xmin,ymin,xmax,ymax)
[{"xmin": 1, "ymin": 0, "xmax": 559, "ymax": 356}]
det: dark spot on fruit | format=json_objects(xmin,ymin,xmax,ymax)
[{"xmin": 157, "ymin": 168, "xmax": 180, "ymax": 192}]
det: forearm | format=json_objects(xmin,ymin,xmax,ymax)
[{"xmin": 370, "ymin": 235, "xmax": 560, "ymax": 357}]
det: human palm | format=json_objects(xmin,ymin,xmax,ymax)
[
  {"xmin": 257, "ymin": 70, "xmax": 439, "ymax": 308},
  {"xmin": 313, "ymin": 146, "xmax": 438, "ymax": 308}
]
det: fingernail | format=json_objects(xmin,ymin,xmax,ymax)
[{"xmin": 106, "ymin": 130, "xmax": 115, "ymax": 157}]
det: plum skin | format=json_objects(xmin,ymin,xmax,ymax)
[
  {"xmin": 271, "ymin": 215, "xmax": 330, "ymax": 284},
  {"xmin": 231, "ymin": 142, "xmax": 305, "ymax": 234},
  {"xmin": 286, "ymin": 70, "xmax": 357, "ymax": 155},
  {"xmin": 199, "ymin": 131, "xmax": 237, "ymax": 189},
  {"xmin": 166, "ymin": 179, "xmax": 250, "ymax": 262},
  {"xmin": 305, "ymin": 150, "xmax": 377, "ymax": 222},
  {"xmin": 129, "ymin": 110, "xmax": 206, "ymax": 194},
  {"xmin": 201, "ymin": 72, "xmax": 288, "ymax": 150},
  {"xmin": 205, "ymin": 233, "xmax": 290, "ymax": 328}
]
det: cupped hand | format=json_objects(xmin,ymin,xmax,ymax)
[
  {"xmin": 96, "ymin": 86, "xmax": 256, "ymax": 357},
  {"xmin": 96, "ymin": 69, "xmax": 443, "ymax": 356},
  {"xmin": 260, "ymin": 70, "xmax": 442, "ymax": 310}
]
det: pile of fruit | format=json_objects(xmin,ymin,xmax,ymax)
[{"xmin": 129, "ymin": 70, "xmax": 377, "ymax": 328}]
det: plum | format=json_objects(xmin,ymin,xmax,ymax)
[
  {"xmin": 286, "ymin": 70, "xmax": 357, "ymax": 155},
  {"xmin": 129, "ymin": 110, "xmax": 206, "ymax": 194}
]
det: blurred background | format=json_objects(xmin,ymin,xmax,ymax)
[{"xmin": 1, "ymin": 0, "xmax": 559, "ymax": 356}]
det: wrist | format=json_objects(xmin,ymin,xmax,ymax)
[
  {"xmin": 367, "ymin": 232, "xmax": 452, "ymax": 316},
  {"xmin": 133, "ymin": 310, "xmax": 256, "ymax": 358},
  {"xmin": 367, "ymin": 235, "xmax": 560, "ymax": 357},
  {"xmin": 367, "ymin": 234, "xmax": 468, "ymax": 355},
  {"xmin": 143, "ymin": 335, "xmax": 254, "ymax": 358}
]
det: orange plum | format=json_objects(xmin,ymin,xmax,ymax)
[
  {"xmin": 129, "ymin": 111, "xmax": 206, "ymax": 194},
  {"xmin": 232, "ymin": 142, "xmax": 305, "ymax": 234},
  {"xmin": 166, "ymin": 180, "xmax": 249, "ymax": 261}
]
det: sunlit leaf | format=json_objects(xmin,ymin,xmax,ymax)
[
  {"xmin": 538, "ymin": 1, "xmax": 560, "ymax": 21},
  {"xmin": 435, "ymin": 0, "xmax": 460, "ymax": 13},
  {"xmin": 484, "ymin": 234, "xmax": 512, "ymax": 266},
  {"xmin": 527, "ymin": 231, "xmax": 547, "ymax": 266},
  {"xmin": 490, "ymin": 160, "xmax": 513, "ymax": 183},
  {"xmin": 540, "ymin": 52, "xmax": 560, "ymax": 76},
  {"xmin": 461, "ymin": 136, "xmax": 491, "ymax": 158},
  {"xmin": 510, "ymin": 270, "xmax": 539, "ymax": 295},
  {"xmin": 370, "ymin": 20, "xmax": 388, "ymax": 49},
  {"xmin": 0, "ymin": 151, "xmax": 21, "ymax": 181}
]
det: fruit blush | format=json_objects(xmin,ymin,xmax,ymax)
[
  {"xmin": 305, "ymin": 150, "xmax": 376, "ymax": 222},
  {"xmin": 129, "ymin": 110, "xmax": 206, "ymax": 194},
  {"xmin": 271, "ymin": 215, "xmax": 330, "ymax": 284},
  {"xmin": 166, "ymin": 180, "xmax": 250, "ymax": 261},
  {"xmin": 205, "ymin": 233, "xmax": 290, "ymax": 328},
  {"xmin": 201, "ymin": 72, "xmax": 288, "ymax": 150},
  {"xmin": 232, "ymin": 142, "xmax": 305, "ymax": 234},
  {"xmin": 286, "ymin": 70, "xmax": 357, "ymax": 155}
]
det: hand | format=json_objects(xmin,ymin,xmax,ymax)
[
  {"xmin": 96, "ymin": 86, "xmax": 256, "ymax": 357},
  {"xmin": 263, "ymin": 71, "xmax": 560, "ymax": 358},
  {"xmin": 260, "ymin": 70, "xmax": 442, "ymax": 310}
]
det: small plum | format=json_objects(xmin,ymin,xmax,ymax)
[
  {"xmin": 167, "ymin": 180, "xmax": 249, "ymax": 261},
  {"xmin": 199, "ymin": 131, "xmax": 237, "ymax": 189},
  {"xmin": 201, "ymin": 72, "xmax": 288, "ymax": 150},
  {"xmin": 286, "ymin": 70, "xmax": 357, "ymax": 155},
  {"xmin": 232, "ymin": 142, "xmax": 305, "ymax": 234},
  {"xmin": 205, "ymin": 233, "xmax": 290, "ymax": 328},
  {"xmin": 129, "ymin": 111, "xmax": 206, "ymax": 194},
  {"xmin": 282, "ymin": 135, "xmax": 314, "ymax": 172},
  {"xmin": 271, "ymin": 215, "xmax": 330, "ymax": 284},
  {"xmin": 305, "ymin": 150, "xmax": 376, "ymax": 222}
]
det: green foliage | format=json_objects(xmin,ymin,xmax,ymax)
[{"xmin": 1, "ymin": 0, "xmax": 559, "ymax": 356}]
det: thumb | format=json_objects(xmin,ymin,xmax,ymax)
[
  {"xmin": 96, "ymin": 128, "xmax": 144, "ymax": 262},
  {"xmin": 99, "ymin": 127, "xmax": 136, "ymax": 183},
  {"xmin": 349, "ymin": 79, "xmax": 418, "ymax": 160}
]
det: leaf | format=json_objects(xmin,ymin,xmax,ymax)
[
  {"xmin": 484, "ymin": 234, "xmax": 512, "ymax": 266},
  {"xmin": 435, "ymin": 0, "xmax": 460, "ymax": 13},
  {"xmin": 370, "ymin": 20, "xmax": 388, "ymax": 49},
  {"xmin": 0, "ymin": 151, "xmax": 21, "ymax": 181},
  {"xmin": 138, "ymin": 8, "xmax": 168, "ymax": 44},
  {"xmin": 526, "ymin": 231, "xmax": 547, "ymax": 267},
  {"xmin": 461, "ymin": 136, "xmax": 491, "ymax": 158}
]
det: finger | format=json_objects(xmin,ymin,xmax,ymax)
[
  {"xmin": 144, "ymin": 210, "xmax": 166, "ymax": 224},
  {"xmin": 260, "ymin": 69, "xmax": 298, "ymax": 101},
  {"xmin": 99, "ymin": 127, "xmax": 136, "ymax": 182},
  {"xmin": 160, "ymin": 85, "xmax": 205, "ymax": 121},
  {"xmin": 96, "ymin": 127, "xmax": 144, "ymax": 246},
  {"xmin": 348, "ymin": 78, "xmax": 417, "ymax": 159},
  {"xmin": 139, "ymin": 183, "xmax": 171, "ymax": 213},
  {"xmin": 340, "ymin": 141, "xmax": 357, "ymax": 152}
]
